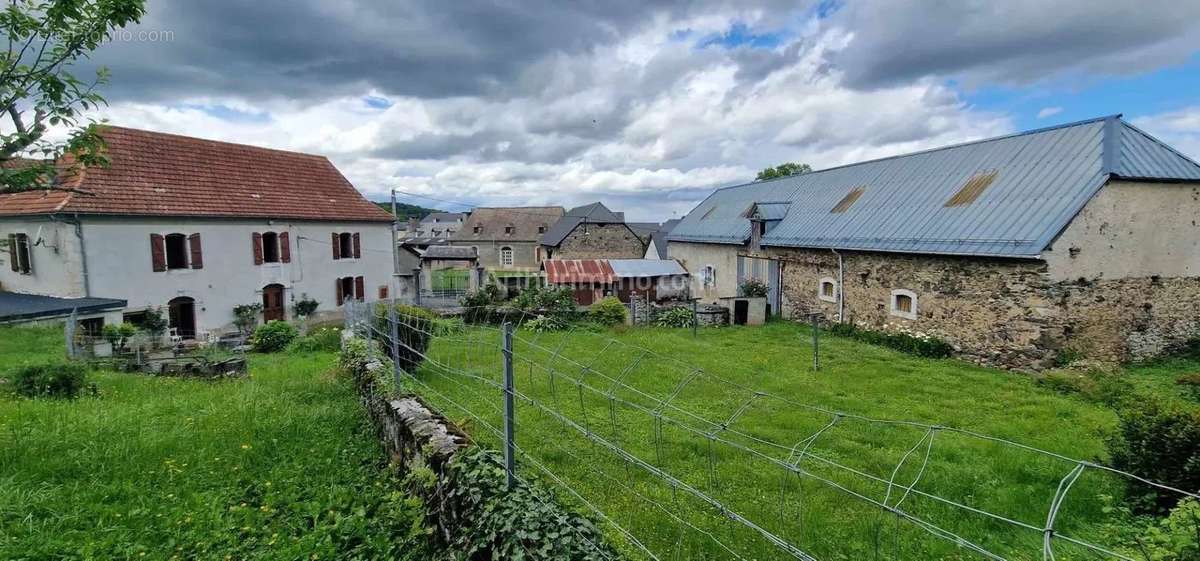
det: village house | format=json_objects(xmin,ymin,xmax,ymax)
[
  {"xmin": 668, "ymin": 115, "xmax": 1200, "ymax": 368},
  {"xmin": 539, "ymin": 202, "xmax": 649, "ymax": 260},
  {"xmin": 0, "ymin": 126, "xmax": 396, "ymax": 339},
  {"xmin": 450, "ymin": 207, "xmax": 564, "ymax": 290}
]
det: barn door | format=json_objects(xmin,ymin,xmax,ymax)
[{"xmin": 737, "ymin": 255, "xmax": 781, "ymax": 317}]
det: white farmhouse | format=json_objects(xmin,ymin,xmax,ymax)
[{"xmin": 0, "ymin": 126, "xmax": 396, "ymax": 339}]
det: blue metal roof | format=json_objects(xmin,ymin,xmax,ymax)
[
  {"xmin": 0, "ymin": 291, "xmax": 126, "ymax": 322},
  {"xmin": 668, "ymin": 115, "xmax": 1200, "ymax": 258},
  {"xmin": 753, "ymin": 202, "xmax": 792, "ymax": 220},
  {"xmin": 608, "ymin": 259, "xmax": 687, "ymax": 278}
]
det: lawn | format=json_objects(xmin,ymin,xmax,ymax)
[
  {"xmin": 0, "ymin": 325, "xmax": 432, "ymax": 561},
  {"xmin": 406, "ymin": 319, "xmax": 1193, "ymax": 561}
]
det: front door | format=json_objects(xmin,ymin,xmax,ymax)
[
  {"xmin": 168, "ymin": 297, "xmax": 196, "ymax": 339},
  {"xmin": 263, "ymin": 284, "xmax": 285, "ymax": 322}
]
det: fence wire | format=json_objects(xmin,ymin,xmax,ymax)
[{"xmin": 345, "ymin": 300, "xmax": 1200, "ymax": 561}]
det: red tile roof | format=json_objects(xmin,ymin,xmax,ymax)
[
  {"xmin": 543, "ymin": 259, "xmax": 617, "ymax": 284},
  {"xmin": 0, "ymin": 126, "xmax": 394, "ymax": 222}
]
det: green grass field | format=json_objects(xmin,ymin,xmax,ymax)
[
  {"xmin": 407, "ymin": 320, "xmax": 1199, "ymax": 561},
  {"xmin": 0, "ymin": 326, "xmax": 431, "ymax": 561}
]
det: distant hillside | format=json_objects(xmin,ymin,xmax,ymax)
[{"xmin": 372, "ymin": 201, "xmax": 443, "ymax": 220}]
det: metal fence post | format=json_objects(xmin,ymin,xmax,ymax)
[
  {"xmin": 389, "ymin": 299, "xmax": 401, "ymax": 385},
  {"xmin": 811, "ymin": 313, "xmax": 820, "ymax": 372},
  {"xmin": 502, "ymin": 321, "xmax": 516, "ymax": 490},
  {"xmin": 691, "ymin": 299, "xmax": 698, "ymax": 338}
]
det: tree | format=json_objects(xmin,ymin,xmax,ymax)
[
  {"xmin": 755, "ymin": 162, "xmax": 812, "ymax": 181},
  {"xmin": 0, "ymin": 0, "xmax": 146, "ymax": 193}
]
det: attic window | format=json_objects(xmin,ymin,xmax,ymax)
[
  {"xmin": 945, "ymin": 170, "xmax": 998, "ymax": 207},
  {"xmin": 538, "ymin": 225, "xmax": 546, "ymax": 234},
  {"xmin": 505, "ymin": 225, "xmax": 514, "ymax": 234},
  {"xmin": 473, "ymin": 226, "xmax": 482, "ymax": 234},
  {"xmin": 831, "ymin": 187, "xmax": 865, "ymax": 213}
]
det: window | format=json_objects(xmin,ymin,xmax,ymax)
[
  {"xmin": 537, "ymin": 225, "xmax": 546, "ymax": 234},
  {"xmin": 818, "ymin": 277, "xmax": 838, "ymax": 303},
  {"xmin": 336, "ymin": 276, "xmax": 365, "ymax": 305},
  {"xmin": 504, "ymin": 225, "xmax": 514, "ymax": 235},
  {"xmin": 332, "ymin": 232, "xmax": 360, "ymax": 260},
  {"xmin": 473, "ymin": 226, "xmax": 482, "ymax": 234},
  {"xmin": 890, "ymin": 289, "xmax": 917, "ymax": 320},
  {"xmin": 7, "ymin": 233, "xmax": 32, "ymax": 274},
  {"xmin": 499, "ymin": 246, "xmax": 514, "ymax": 267},
  {"xmin": 165, "ymin": 234, "xmax": 189, "ymax": 269},
  {"xmin": 78, "ymin": 317, "xmax": 104, "ymax": 337},
  {"xmin": 378, "ymin": 285, "xmax": 389, "ymax": 299},
  {"xmin": 702, "ymin": 265, "xmax": 717, "ymax": 288},
  {"xmin": 261, "ymin": 232, "xmax": 279, "ymax": 263}
]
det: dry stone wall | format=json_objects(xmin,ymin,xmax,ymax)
[{"xmin": 766, "ymin": 247, "xmax": 1200, "ymax": 369}]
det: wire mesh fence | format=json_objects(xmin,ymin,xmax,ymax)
[{"xmin": 344, "ymin": 300, "xmax": 1200, "ymax": 561}]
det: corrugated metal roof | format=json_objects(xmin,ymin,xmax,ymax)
[
  {"xmin": 668, "ymin": 115, "xmax": 1200, "ymax": 258},
  {"xmin": 544, "ymin": 259, "xmax": 616, "ymax": 283},
  {"xmin": 608, "ymin": 259, "xmax": 687, "ymax": 278},
  {"xmin": 0, "ymin": 291, "xmax": 126, "ymax": 322},
  {"xmin": 754, "ymin": 202, "xmax": 791, "ymax": 220}
]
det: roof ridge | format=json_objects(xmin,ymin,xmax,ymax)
[
  {"xmin": 1118, "ymin": 119, "xmax": 1200, "ymax": 173},
  {"xmin": 712, "ymin": 114, "xmax": 1121, "ymax": 194},
  {"xmin": 99, "ymin": 125, "xmax": 331, "ymax": 160}
]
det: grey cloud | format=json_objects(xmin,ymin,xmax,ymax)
[{"xmin": 829, "ymin": 0, "xmax": 1200, "ymax": 89}]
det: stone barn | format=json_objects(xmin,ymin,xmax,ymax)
[{"xmin": 668, "ymin": 115, "xmax": 1200, "ymax": 368}]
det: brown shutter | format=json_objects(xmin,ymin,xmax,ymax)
[
  {"xmin": 279, "ymin": 232, "xmax": 291, "ymax": 263},
  {"xmin": 354, "ymin": 276, "xmax": 365, "ymax": 301},
  {"xmin": 188, "ymin": 233, "xmax": 204, "ymax": 269},
  {"xmin": 379, "ymin": 285, "xmax": 389, "ymax": 299},
  {"xmin": 251, "ymin": 232, "xmax": 263, "ymax": 265},
  {"xmin": 352, "ymin": 233, "xmax": 361, "ymax": 259},
  {"xmin": 332, "ymin": 232, "xmax": 340, "ymax": 259},
  {"xmin": 7, "ymin": 234, "xmax": 17, "ymax": 272},
  {"xmin": 150, "ymin": 233, "xmax": 166, "ymax": 272},
  {"xmin": 335, "ymin": 278, "xmax": 344, "ymax": 306}
]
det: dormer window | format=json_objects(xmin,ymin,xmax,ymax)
[
  {"xmin": 505, "ymin": 225, "xmax": 514, "ymax": 235},
  {"xmin": 538, "ymin": 225, "xmax": 546, "ymax": 234},
  {"xmin": 473, "ymin": 226, "xmax": 482, "ymax": 234}
]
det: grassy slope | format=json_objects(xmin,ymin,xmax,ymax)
[
  {"xmin": 413, "ymin": 321, "xmax": 1167, "ymax": 560},
  {"xmin": 0, "ymin": 326, "xmax": 430, "ymax": 561}
]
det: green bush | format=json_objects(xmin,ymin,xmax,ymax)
[
  {"xmin": 589, "ymin": 297, "xmax": 627, "ymax": 326},
  {"xmin": 828, "ymin": 323, "xmax": 954, "ymax": 358},
  {"xmin": 739, "ymin": 279, "xmax": 769, "ymax": 298},
  {"xmin": 233, "ymin": 303, "xmax": 264, "ymax": 334},
  {"xmin": 287, "ymin": 325, "xmax": 342, "ymax": 352},
  {"xmin": 654, "ymin": 306, "xmax": 695, "ymax": 328},
  {"xmin": 251, "ymin": 320, "xmax": 299, "ymax": 353},
  {"xmin": 526, "ymin": 314, "xmax": 569, "ymax": 333},
  {"xmin": 1178, "ymin": 373, "xmax": 1200, "ymax": 402},
  {"xmin": 424, "ymin": 449, "xmax": 616, "ymax": 560},
  {"xmin": 101, "ymin": 322, "xmax": 137, "ymax": 350},
  {"xmin": 513, "ymin": 285, "xmax": 576, "ymax": 317},
  {"xmin": 10, "ymin": 362, "xmax": 88, "ymax": 399},
  {"xmin": 338, "ymin": 336, "xmax": 398, "ymax": 396},
  {"xmin": 374, "ymin": 302, "xmax": 436, "ymax": 373},
  {"xmin": 1135, "ymin": 498, "xmax": 1200, "ymax": 560},
  {"xmin": 1108, "ymin": 398, "xmax": 1200, "ymax": 513},
  {"xmin": 291, "ymin": 297, "xmax": 319, "ymax": 318}
]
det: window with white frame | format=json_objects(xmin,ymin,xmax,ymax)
[
  {"xmin": 701, "ymin": 265, "xmax": 717, "ymax": 288},
  {"xmin": 499, "ymin": 246, "xmax": 514, "ymax": 267},
  {"xmin": 890, "ymin": 289, "xmax": 918, "ymax": 320},
  {"xmin": 818, "ymin": 277, "xmax": 838, "ymax": 303}
]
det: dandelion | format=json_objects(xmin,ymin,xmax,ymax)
[{"xmin": 241, "ymin": 444, "xmax": 251, "ymax": 450}]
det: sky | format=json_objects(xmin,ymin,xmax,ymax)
[{"xmin": 67, "ymin": 0, "xmax": 1200, "ymax": 221}]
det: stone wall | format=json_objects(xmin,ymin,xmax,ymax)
[
  {"xmin": 767, "ymin": 247, "xmax": 1200, "ymax": 369},
  {"xmin": 551, "ymin": 223, "xmax": 645, "ymax": 259}
]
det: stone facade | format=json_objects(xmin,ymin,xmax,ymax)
[
  {"xmin": 767, "ymin": 247, "xmax": 1200, "ymax": 369},
  {"xmin": 547, "ymin": 223, "xmax": 645, "ymax": 260}
]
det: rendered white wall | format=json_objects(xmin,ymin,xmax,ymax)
[
  {"xmin": 78, "ymin": 216, "xmax": 395, "ymax": 334},
  {"xmin": 666, "ymin": 240, "xmax": 740, "ymax": 303},
  {"xmin": 0, "ymin": 217, "xmax": 86, "ymax": 297}
]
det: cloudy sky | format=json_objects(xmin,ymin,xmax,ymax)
[{"xmin": 75, "ymin": 0, "xmax": 1200, "ymax": 220}]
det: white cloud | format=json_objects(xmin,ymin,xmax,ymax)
[
  {"xmin": 1037, "ymin": 107, "xmax": 1064, "ymax": 119},
  {"xmin": 1133, "ymin": 106, "xmax": 1200, "ymax": 162},
  {"xmin": 79, "ymin": 9, "xmax": 1019, "ymax": 221}
]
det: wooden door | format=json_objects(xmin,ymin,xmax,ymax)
[{"xmin": 263, "ymin": 284, "xmax": 285, "ymax": 322}]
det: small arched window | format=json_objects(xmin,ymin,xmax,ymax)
[
  {"xmin": 890, "ymin": 289, "xmax": 918, "ymax": 320},
  {"xmin": 500, "ymin": 246, "xmax": 514, "ymax": 267},
  {"xmin": 818, "ymin": 277, "xmax": 837, "ymax": 303}
]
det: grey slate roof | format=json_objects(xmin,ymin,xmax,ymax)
[
  {"xmin": 453, "ymin": 206, "xmax": 564, "ymax": 243},
  {"xmin": 668, "ymin": 115, "xmax": 1200, "ymax": 258},
  {"xmin": 0, "ymin": 291, "xmax": 126, "ymax": 322},
  {"xmin": 421, "ymin": 245, "xmax": 478, "ymax": 260},
  {"xmin": 540, "ymin": 202, "xmax": 626, "ymax": 246},
  {"xmin": 648, "ymin": 219, "xmax": 680, "ymax": 259},
  {"xmin": 420, "ymin": 212, "xmax": 466, "ymax": 224},
  {"xmin": 608, "ymin": 259, "xmax": 687, "ymax": 278}
]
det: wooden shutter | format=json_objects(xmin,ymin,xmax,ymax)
[
  {"xmin": 354, "ymin": 276, "xmax": 365, "ymax": 301},
  {"xmin": 335, "ymin": 278, "xmax": 344, "ymax": 306},
  {"xmin": 251, "ymin": 232, "xmax": 264, "ymax": 265},
  {"xmin": 188, "ymin": 233, "xmax": 204, "ymax": 269},
  {"xmin": 150, "ymin": 233, "xmax": 166, "ymax": 272},
  {"xmin": 379, "ymin": 285, "xmax": 389, "ymax": 299},
  {"xmin": 279, "ymin": 232, "xmax": 291, "ymax": 263},
  {"xmin": 352, "ymin": 233, "xmax": 361, "ymax": 259},
  {"xmin": 7, "ymin": 234, "xmax": 16, "ymax": 272},
  {"xmin": 332, "ymin": 232, "xmax": 340, "ymax": 259}
]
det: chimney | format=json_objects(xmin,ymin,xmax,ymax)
[{"xmin": 407, "ymin": 217, "xmax": 419, "ymax": 236}]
